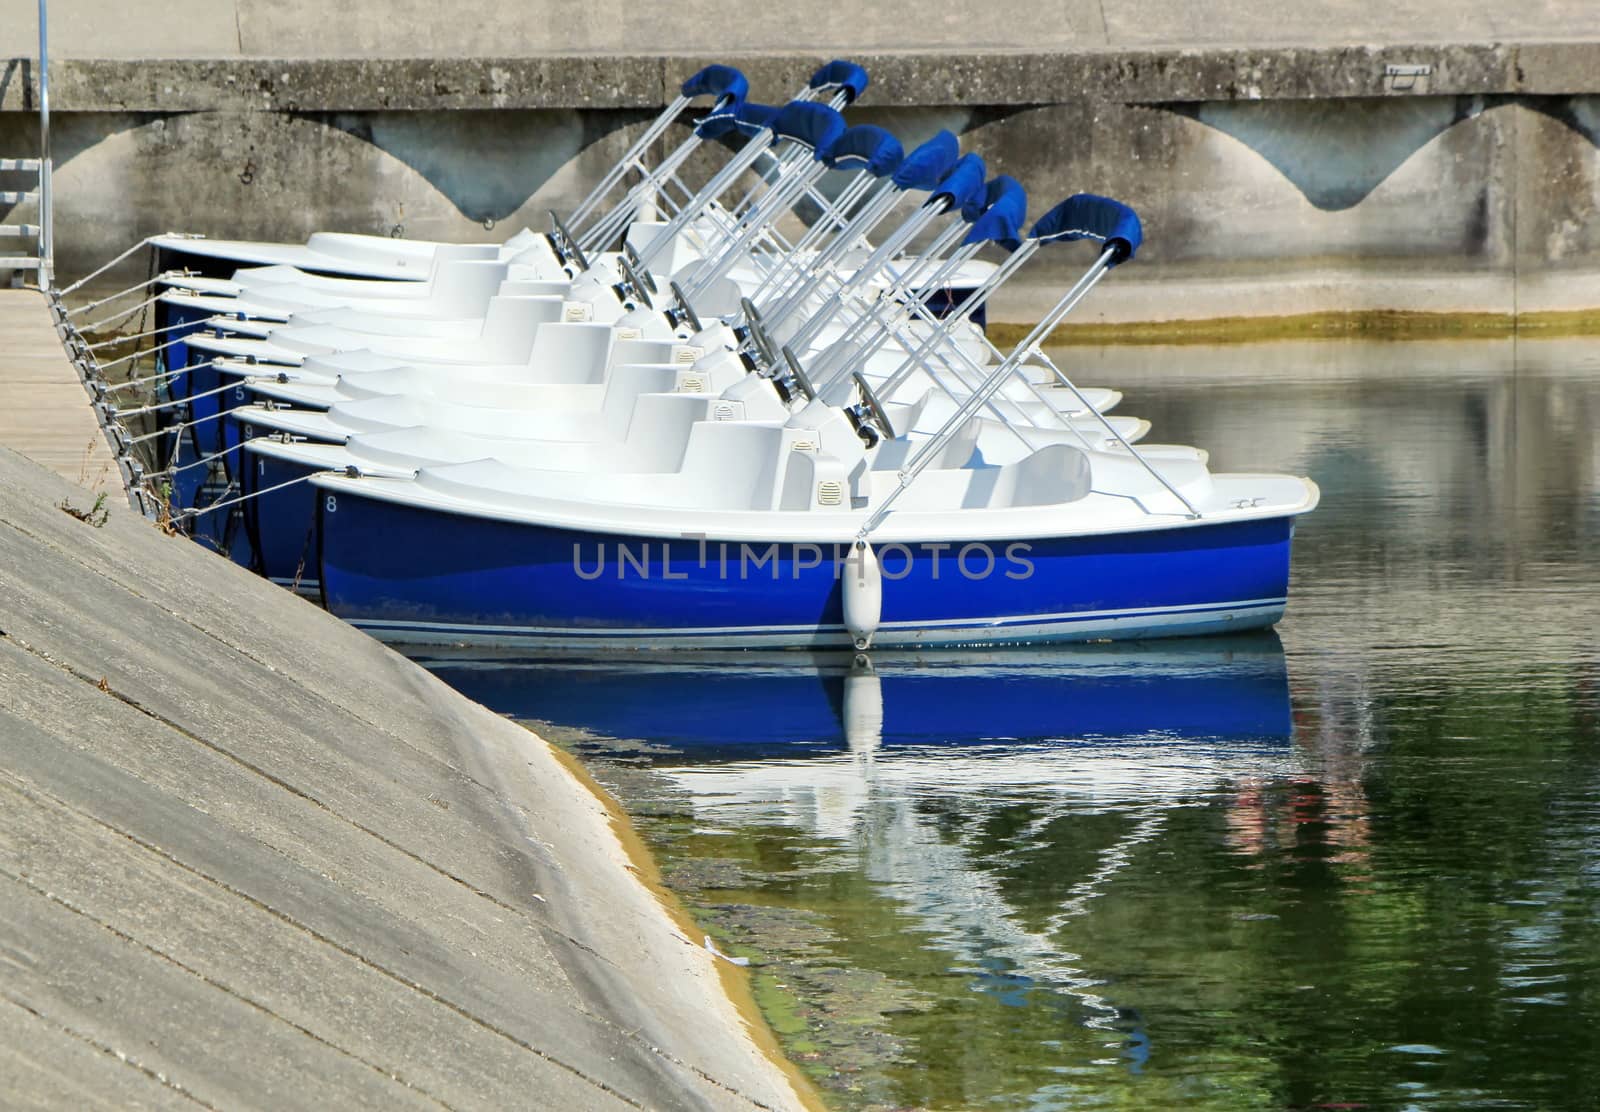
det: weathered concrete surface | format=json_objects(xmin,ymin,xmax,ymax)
[
  {"xmin": 4, "ymin": 0, "xmax": 1600, "ymax": 61},
  {"xmin": 7, "ymin": 44, "xmax": 1600, "ymax": 113},
  {"xmin": 0, "ymin": 288, "xmax": 114, "ymax": 487},
  {"xmin": 0, "ymin": 441, "xmax": 803, "ymax": 1110}
]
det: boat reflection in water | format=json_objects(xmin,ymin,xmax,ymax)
[
  {"xmin": 415, "ymin": 633, "xmax": 1299, "ymax": 1060},
  {"xmin": 412, "ymin": 631, "xmax": 1293, "ymax": 758}
]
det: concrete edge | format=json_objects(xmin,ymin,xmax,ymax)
[
  {"xmin": 3, "ymin": 41, "xmax": 1599, "ymax": 112},
  {"xmin": 545, "ymin": 746, "xmax": 829, "ymax": 1112}
]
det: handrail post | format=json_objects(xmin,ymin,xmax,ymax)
[{"xmin": 38, "ymin": 0, "xmax": 53, "ymax": 289}]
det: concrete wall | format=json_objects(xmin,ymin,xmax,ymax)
[
  {"xmin": 4, "ymin": 0, "xmax": 1600, "ymax": 58},
  {"xmin": 4, "ymin": 4, "xmax": 1600, "ymax": 323}
]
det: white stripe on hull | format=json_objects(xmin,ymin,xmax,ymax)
[{"xmin": 345, "ymin": 597, "xmax": 1289, "ymax": 650}]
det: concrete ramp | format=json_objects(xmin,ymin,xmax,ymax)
[{"xmin": 0, "ymin": 443, "xmax": 800, "ymax": 1111}]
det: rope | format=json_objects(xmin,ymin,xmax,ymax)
[
  {"xmin": 100, "ymin": 358, "xmax": 223, "ymax": 396},
  {"xmin": 125, "ymin": 423, "xmax": 183, "ymax": 447},
  {"xmin": 68, "ymin": 269, "xmax": 189, "ymax": 319},
  {"xmin": 290, "ymin": 516, "xmax": 319, "ymax": 592},
  {"xmin": 145, "ymin": 439, "xmax": 242, "ymax": 480},
  {"xmin": 86, "ymin": 316, "xmax": 206, "ymax": 351},
  {"xmin": 95, "ymin": 333, "xmax": 189, "ymax": 372},
  {"xmin": 79, "ymin": 288, "xmax": 166, "ymax": 334},
  {"xmin": 112, "ymin": 377, "xmax": 249, "ymax": 420},
  {"xmin": 176, "ymin": 471, "xmax": 319, "ymax": 523},
  {"xmin": 58, "ymin": 236, "xmax": 161, "ymax": 296}
]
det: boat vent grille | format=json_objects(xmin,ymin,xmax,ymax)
[
  {"xmin": 713, "ymin": 402, "xmax": 737, "ymax": 421},
  {"xmin": 615, "ymin": 327, "xmax": 642, "ymax": 341},
  {"xmin": 562, "ymin": 301, "xmax": 593, "ymax": 322},
  {"xmin": 672, "ymin": 345, "xmax": 702, "ymax": 365},
  {"xmin": 817, "ymin": 480, "xmax": 844, "ymax": 506},
  {"xmin": 790, "ymin": 439, "xmax": 817, "ymax": 452},
  {"xmin": 677, "ymin": 374, "xmax": 706, "ymax": 393}
]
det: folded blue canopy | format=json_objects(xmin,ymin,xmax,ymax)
[
  {"xmin": 771, "ymin": 102, "xmax": 847, "ymax": 160},
  {"xmin": 680, "ymin": 64, "xmax": 749, "ymax": 106},
  {"xmin": 808, "ymin": 60, "xmax": 870, "ymax": 104},
  {"xmin": 1028, "ymin": 194, "xmax": 1143, "ymax": 265},
  {"xmin": 964, "ymin": 176, "xmax": 1028, "ymax": 248},
  {"xmin": 825, "ymin": 126, "xmax": 904, "ymax": 177},
  {"xmin": 696, "ymin": 100, "xmax": 781, "ymax": 141},
  {"xmin": 929, "ymin": 154, "xmax": 987, "ymax": 217},
  {"xmin": 892, "ymin": 131, "xmax": 960, "ymax": 193}
]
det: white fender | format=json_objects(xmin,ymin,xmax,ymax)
[{"xmin": 842, "ymin": 540, "xmax": 882, "ymax": 650}]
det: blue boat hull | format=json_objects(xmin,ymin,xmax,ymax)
[
  {"xmin": 216, "ymin": 377, "xmax": 278, "ymax": 483},
  {"xmin": 241, "ymin": 444, "xmax": 326, "ymax": 590},
  {"xmin": 147, "ymin": 295, "xmax": 218, "ymax": 478},
  {"xmin": 318, "ymin": 488, "xmax": 1298, "ymax": 649}
]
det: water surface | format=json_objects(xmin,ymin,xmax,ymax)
[{"xmin": 416, "ymin": 337, "xmax": 1600, "ymax": 1110}]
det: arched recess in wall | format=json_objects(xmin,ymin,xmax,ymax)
[
  {"xmin": 1160, "ymin": 97, "xmax": 1483, "ymax": 211},
  {"xmin": 297, "ymin": 108, "xmax": 661, "ymax": 227},
  {"xmin": 0, "ymin": 111, "xmax": 170, "ymax": 222},
  {"xmin": 1522, "ymin": 96, "xmax": 1600, "ymax": 147}
]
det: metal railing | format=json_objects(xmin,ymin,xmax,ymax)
[
  {"xmin": 37, "ymin": 0, "xmax": 52, "ymax": 286},
  {"xmin": 8, "ymin": 0, "xmax": 149, "ymax": 514},
  {"xmin": 1, "ymin": 0, "xmax": 51, "ymax": 287}
]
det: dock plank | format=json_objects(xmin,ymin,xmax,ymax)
[{"xmin": 0, "ymin": 289, "xmax": 116, "ymax": 489}]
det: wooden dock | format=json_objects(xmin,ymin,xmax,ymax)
[{"xmin": 0, "ymin": 288, "xmax": 116, "ymax": 491}]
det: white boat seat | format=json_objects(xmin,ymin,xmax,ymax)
[
  {"xmin": 871, "ymin": 416, "xmax": 981, "ymax": 472},
  {"xmin": 527, "ymin": 321, "xmax": 614, "ymax": 385},
  {"xmin": 969, "ymin": 443, "xmax": 1092, "ymax": 509}
]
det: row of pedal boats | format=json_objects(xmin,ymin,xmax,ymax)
[{"xmin": 121, "ymin": 59, "xmax": 1319, "ymax": 651}]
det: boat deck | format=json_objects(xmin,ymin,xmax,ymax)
[{"xmin": 0, "ymin": 288, "xmax": 115, "ymax": 489}]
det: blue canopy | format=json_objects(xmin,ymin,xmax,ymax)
[
  {"xmin": 696, "ymin": 100, "xmax": 781, "ymax": 141},
  {"xmin": 964, "ymin": 176, "xmax": 1028, "ymax": 248},
  {"xmin": 1028, "ymin": 194, "xmax": 1143, "ymax": 265},
  {"xmin": 771, "ymin": 102, "xmax": 847, "ymax": 160},
  {"xmin": 929, "ymin": 154, "xmax": 987, "ymax": 217},
  {"xmin": 959, "ymin": 171, "xmax": 997, "ymax": 222},
  {"xmin": 680, "ymin": 64, "xmax": 748, "ymax": 106},
  {"xmin": 892, "ymin": 131, "xmax": 960, "ymax": 192},
  {"xmin": 808, "ymin": 60, "xmax": 870, "ymax": 104},
  {"xmin": 825, "ymin": 126, "xmax": 904, "ymax": 177}
]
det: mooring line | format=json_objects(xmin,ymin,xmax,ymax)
[
  {"xmin": 176, "ymin": 472, "xmax": 319, "ymax": 522},
  {"xmin": 99, "ymin": 358, "xmax": 223, "ymax": 396},
  {"xmin": 74, "ymin": 289, "xmax": 167, "ymax": 335},
  {"xmin": 94, "ymin": 333, "xmax": 189, "ymax": 373},
  {"xmin": 144, "ymin": 440, "xmax": 244, "ymax": 481},
  {"xmin": 68, "ymin": 269, "xmax": 191, "ymax": 319},
  {"xmin": 112, "ymin": 377, "xmax": 252, "ymax": 420},
  {"xmin": 58, "ymin": 235, "xmax": 161, "ymax": 296},
  {"xmin": 85, "ymin": 316, "xmax": 204, "ymax": 351},
  {"xmin": 124, "ymin": 423, "xmax": 181, "ymax": 448}
]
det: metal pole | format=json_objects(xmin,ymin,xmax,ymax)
[
  {"xmin": 857, "ymin": 251, "xmax": 1125, "ymax": 537},
  {"xmin": 38, "ymin": 0, "xmax": 53, "ymax": 289}
]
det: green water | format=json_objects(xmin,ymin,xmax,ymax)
[{"xmin": 417, "ymin": 338, "xmax": 1600, "ymax": 1110}]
